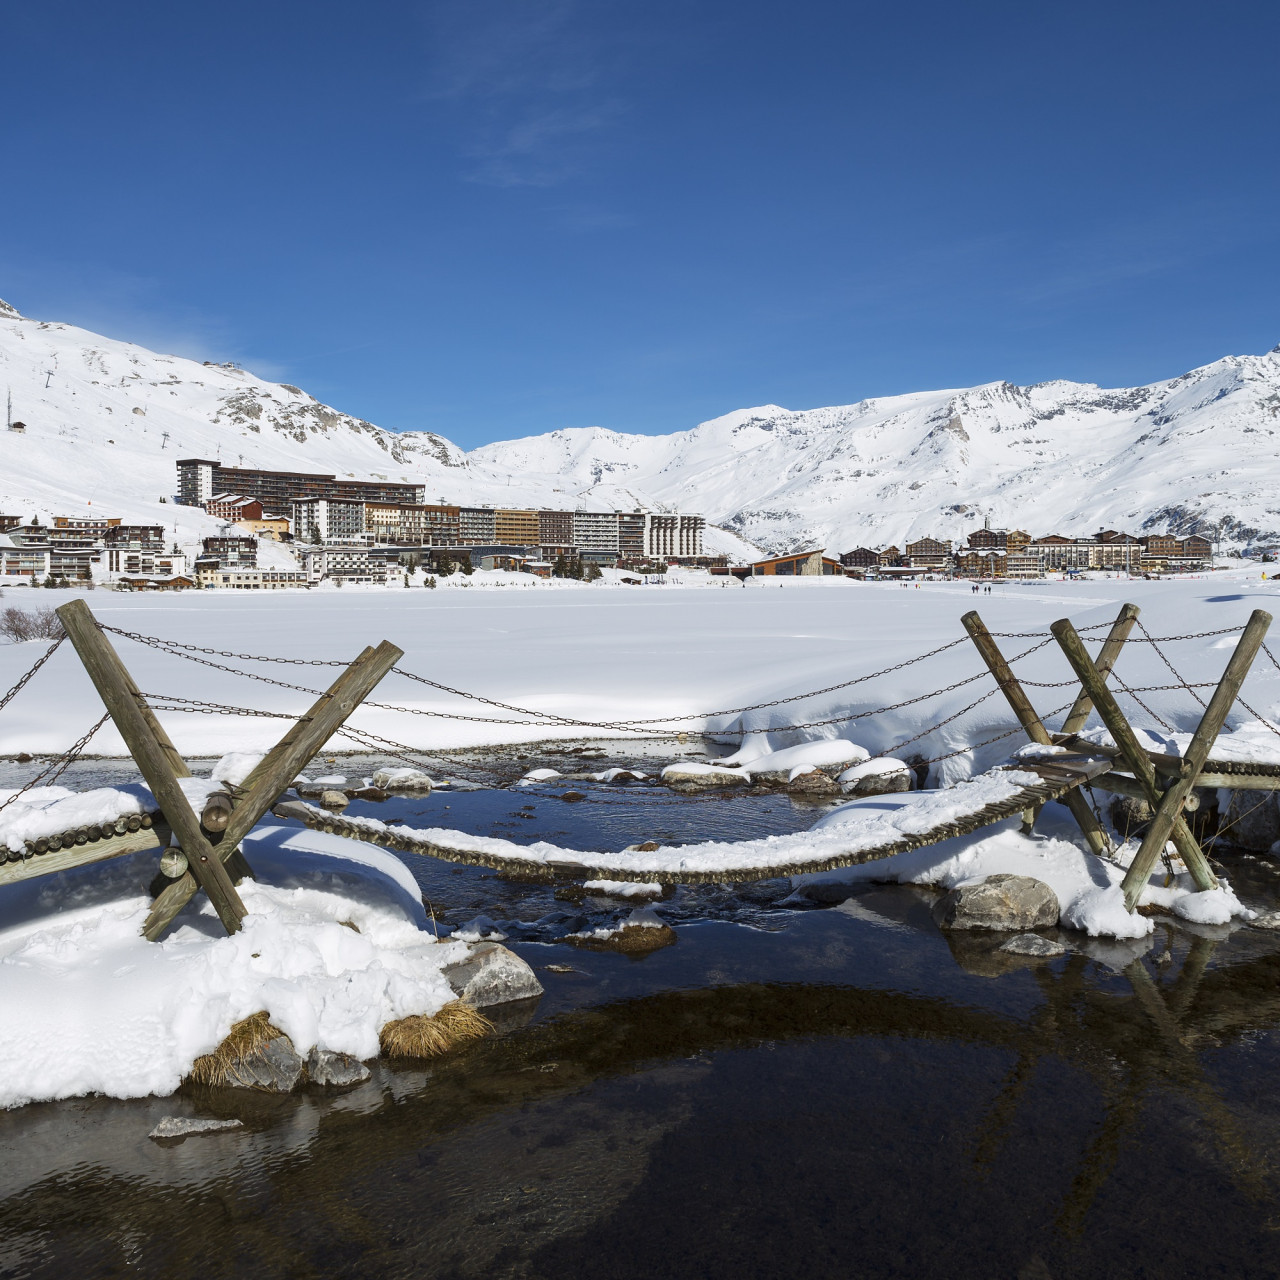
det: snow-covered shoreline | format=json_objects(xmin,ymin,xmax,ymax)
[{"xmin": 0, "ymin": 824, "xmax": 470, "ymax": 1110}]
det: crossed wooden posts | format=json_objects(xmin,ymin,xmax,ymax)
[
  {"xmin": 55, "ymin": 599, "xmax": 403, "ymax": 941},
  {"xmin": 963, "ymin": 601, "xmax": 1274, "ymax": 912}
]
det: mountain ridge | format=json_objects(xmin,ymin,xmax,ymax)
[{"xmin": 2, "ymin": 296, "xmax": 1278, "ymax": 558}]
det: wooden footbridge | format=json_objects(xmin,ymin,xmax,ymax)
[{"xmin": 1, "ymin": 598, "xmax": 1278, "ymax": 938}]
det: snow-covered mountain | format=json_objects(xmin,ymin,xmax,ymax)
[{"xmin": 3, "ymin": 295, "xmax": 1279, "ymax": 558}]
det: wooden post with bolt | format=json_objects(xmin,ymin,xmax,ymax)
[
  {"xmin": 141, "ymin": 640, "xmax": 404, "ymax": 941},
  {"xmin": 1117, "ymin": 609, "xmax": 1271, "ymax": 910},
  {"xmin": 961, "ymin": 609, "xmax": 1111, "ymax": 857},
  {"xmin": 55, "ymin": 598, "xmax": 247, "ymax": 936},
  {"xmin": 1049, "ymin": 616, "xmax": 1220, "ymax": 903}
]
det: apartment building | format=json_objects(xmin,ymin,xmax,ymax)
[
  {"xmin": 292, "ymin": 498, "xmax": 367, "ymax": 545},
  {"xmin": 365, "ymin": 503, "xmax": 461, "ymax": 546},
  {"xmin": 177, "ymin": 459, "xmax": 423, "ymax": 509},
  {"xmin": 459, "ymin": 507, "xmax": 497, "ymax": 543},
  {"xmin": 494, "ymin": 509, "xmax": 540, "ymax": 544}
]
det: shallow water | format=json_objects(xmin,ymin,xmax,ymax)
[{"xmin": 2, "ymin": 755, "xmax": 1280, "ymax": 1279}]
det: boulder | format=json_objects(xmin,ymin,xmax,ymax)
[
  {"xmin": 318, "ymin": 790, "xmax": 349, "ymax": 810},
  {"xmin": 1109, "ymin": 794, "xmax": 1153, "ymax": 839},
  {"xmin": 220, "ymin": 1036, "xmax": 305, "ymax": 1093},
  {"xmin": 1220, "ymin": 791, "xmax": 1280, "ymax": 852},
  {"xmin": 661, "ymin": 762, "xmax": 748, "ymax": 791},
  {"xmin": 932, "ymin": 874, "xmax": 1060, "ymax": 932},
  {"xmin": 345, "ymin": 786, "xmax": 388, "ymax": 802},
  {"xmin": 838, "ymin": 759, "xmax": 913, "ymax": 796},
  {"xmin": 371, "ymin": 768, "xmax": 434, "ymax": 792},
  {"xmin": 306, "ymin": 1047, "xmax": 371, "ymax": 1088},
  {"xmin": 787, "ymin": 766, "xmax": 841, "ymax": 795},
  {"xmin": 441, "ymin": 942, "xmax": 545, "ymax": 1008}
]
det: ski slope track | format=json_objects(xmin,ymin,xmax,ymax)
[{"xmin": 2, "ymin": 295, "xmax": 1279, "ymax": 556}]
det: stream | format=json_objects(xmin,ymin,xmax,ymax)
[{"xmin": 1, "ymin": 745, "xmax": 1279, "ymax": 1278}]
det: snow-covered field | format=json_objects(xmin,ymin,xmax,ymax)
[{"xmin": 2, "ymin": 568, "xmax": 1278, "ymax": 767}]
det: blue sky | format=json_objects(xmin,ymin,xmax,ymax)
[{"xmin": 2, "ymin": 0, "xmax": 1277, "ymax": 447}]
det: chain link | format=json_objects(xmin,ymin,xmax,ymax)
[
  {"xmin": 0, "ymin": 636, "xmax": 64, "ymax": 717},
  {"xmin": 0, "ymin": 713, "xmax": 111, "ymax": 818},
  {"xmin": 141, "ymin": 693, "xmax": 305, "ymax": 720}
]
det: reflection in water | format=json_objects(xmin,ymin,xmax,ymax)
[{"xmin": 1, "ymin": 902, "xmax": 1278, "ymax": 1280}]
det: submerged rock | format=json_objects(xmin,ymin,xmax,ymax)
[
  {"xmin": 442, "ymin": 942, "xmax": 545, "ymax": 1008},
  {"xmin": 661, "ymin": 762, "xmax": 748, "ymax": 791},
  {"xmin": 932, "ymin": 874, "xmax": 1060, "ymax": 932},
  {"xmin": 998, "ymin": 933, "xmax": 1067, "ymax": 958},
  {"xmin": 306, "ymin": 1047, "xmax": 371, "ymax": 1088},
  {"xmin": 149, "ymin": 1116, "xmax": 244, "ymax": 1141}
]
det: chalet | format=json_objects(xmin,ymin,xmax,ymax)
[
  {"xmin": 116, "ymin": 575, "xmax": 195, "ymax": 592},
  {"xmin": 839, "ymin": 547, "xmax": 879, "ymax": 569},
  {"xmin": 966, "ymin": 526, "xmax": 1030, "ymax": 552},
  {"xmin": 955, "ymin": 549, "xmax": 1007, "ymax": 578},
  {"xmin": 877, "ymin": 546, "xmax": 903, "ymax": 568},
  {"xmin": 751, "ymin": 550, "xmax": 841, "ymax": 576},
  {"xmin": 904, "ymin": 537, "xmax": 952, "ymax": 569}
]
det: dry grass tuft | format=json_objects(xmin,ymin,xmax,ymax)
[
  {"xmin": 379, "ymin": 1000, "xmax": 492, "ymax": 1059},
  {"xmin": 187, "ymin": 1011, "xmax": 284, "ymax": 1086}
]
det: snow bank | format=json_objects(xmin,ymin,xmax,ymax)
[
  {"xmin": 797, "ymin": 801, "xmax": 1255, "ymax": 939},
  {"xmin": 0, "ymin": 825, "xmax": 467, "ymax": 1109}
]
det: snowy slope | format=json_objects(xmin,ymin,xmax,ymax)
[{"xmin": 2, "ymin": 296, "xmax": 1279, "ymax": 557}]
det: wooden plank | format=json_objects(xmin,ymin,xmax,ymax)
[
  {"xmin": 142, "ymin": 639, "xmax": 404, "ymax": 941},
  {"xmin": 962, "ymin": 610, "xmax": 1111, "ymax": 857},
  {"xmin": 55, "ymin": 599, "xmax": 248, "ymax": 935},
  {"xmin": 1050, "ymin": 617, "xmax": 1218, "ymax": 902},
  {"xmin": 1120, "ymin": 609, "xmax": 1271, "ymax": 907},
  {"xmin": 0, "ymin": 825, "xmax": 168, "ymax": 887}
]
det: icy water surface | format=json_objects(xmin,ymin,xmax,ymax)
[{"xmin": 2, "ymin": 753, "xmax": 1280, "ymax": 1279}]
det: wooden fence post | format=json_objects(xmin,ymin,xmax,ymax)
[
  {"xmin": 1061, "ymin": 603, "xmax": 1140, "ymax": 737},
  {"xmin": 961, "ymin": 610, "xmax": 1110, "ymax": 857},
  {"xmin": 55, "ymin": 599, "xmax": 247, "ymax": 935},
  {"xmin": 142, "ymin": 639, "xmax": 404, "ymax": 940},
  {"xmin": 1117, "ymin": 608, "xmax": 1270, "ymax": 909},
  {"xmin": 1050, "ymin": 617, "xmax": 1218, "ymax": 903}
]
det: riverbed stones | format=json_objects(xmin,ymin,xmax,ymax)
[
  {"xmin": 661, "ymin": 762, "xmax": 748, "ymax": 791},
  {"xmin": 221, "ymin": 1036, "xmax": 306, "ymax": 1092},
  {"xmin": 306, "ymin": 1047, "xmax": 371, "ymax": 1088},
  {"xmin": 441, "ymin": 942, "xmax": 545, "ymax": 1008},
  {"xmin": 932, "ymin": 874, "xmax": 1061, "ymax": 931}
]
